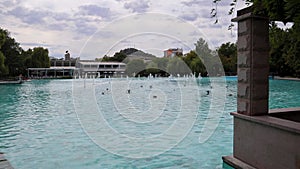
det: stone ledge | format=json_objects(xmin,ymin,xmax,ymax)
[
  {"xmin": 231, "ymin": 108, "xmax": 300, "ymax": 135},
  {"xmin": 222, "ymin": 155, "xmax": 256, "ymax": 169}
]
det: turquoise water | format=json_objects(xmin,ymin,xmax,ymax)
[{"xmin": 0, "ymin": 78, "xmax": 299, "ymax": 169}]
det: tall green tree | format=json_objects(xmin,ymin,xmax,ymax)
[
  {"xmin": 0, "ymin": 30, "xmax": 8, "ymax": 76},
  {"xmin": 195, "ymin": 38, "xmax": 224, "ymax": 76},
  {"xmin": 152, "ymin": 57, "xmax": 169, "ymax": 72},
  {"xmin": 167, "ymin": 57, "xmax": 191, "ymax": 76},
  {"xmin": 0, "ymin": 28, "xmax": 23, "ymax": 76},
  {"xmin": 31, "ymin": 47, "xmax": 50, "ymax": 68},
  {"xmin": 125, "ymin": 59, "xmax": 146, "ymax": 77},
  {"xmin": 0, "ymin": 52, "xmax": 8, "ymax": 76},
  {"xmin": 213, "ymin": 0, "xmax": 300, "ymax": 77},
  {"xmin": 0, "ymin": 28, "xmax": 51, "ymax": 77},
  {"xmin": 213, "ymin": 0, "xmax": 300, "ymax": 26},
  {"xmin": 146, "ymin": 61, "xmax": 159, "ymax": 74},
  {"xmin": 217, "ymin": 42, "xmax": 237, "ymax": 75},
  {"xmin": 183, "ymin": 50, "xmax": 206, "ymax": 76}
]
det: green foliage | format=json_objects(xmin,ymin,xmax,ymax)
[
  {"xmin": 31, "ymin": 47, "xmax": 50, "ymax": 68},
  {"xmin": 113, "ymin": 52, "xmax": 127, "ymax": 62},
  {"xmin": 195, "ymin": 38, "xmax": 225, "ymax": 76},
  {"xmin": 183, "ymin": 50, "xmax": 206, "ymax": 76},
  {"xmin": 212, "ymin": 1, "xmax": 300, "ymax": 77},
  {"xmin": 217, "ymin": 42, "xmax": 237, "ymax": 75},
  {"xmin": 252, "ymin": 0, "xmax": 300, "ymax": 24},
  {"xmin": 125, "ymin": 59, "xmax": 146, "ymax": 77},
  {"xmin": 146, "ymin": 61, "xmax": 159, "ymax": 74},
  {"xmin": 144, "ymin": 57, "xmax": 170, "ymax": 76},
  {"xmin": 119, "ymin": 48, "xmax": 139, "ymax": 55},
  {"xmin": 167, "ymin": 57, "xmax": 191, "ymax": 76},
  {"xmin": 213, "ymin": 0, "xmax": 300, "ymax": 29},
  {"xmin": 0, "ymin": 27, "xmax": 50, "ymax": 77},
  {"xmin": 152, "ymin": 57, "xmax": 169, "ymax": 71},
  {"xmin": 0, "ymin": 30, "xmax": 8, "ymax": 76},
  {"xmin": 190, "ymin": 57, "xmax": 206, "ymax": 75},
  {"xmin": 0, "ymin": 28, "xmax": 23, "ymax": 76},
  {"xmin": 269, "ymin": 22, "xmax": 300, "ymax": 77},
  {"xmin": 0, "ymin": 31, "xmax": 5, "ymax": 48},
  {"xmin": 0, "ymin": 52, "xmax": 8, "ymax": 76},
  {"xmin": 101, "ymin": 48, "xmax": 140, "ymax": 62}
]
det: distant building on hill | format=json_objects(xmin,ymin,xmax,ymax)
[{"xmin": 163, "ymin": 48, "xmax": 183, "ymax": 58}]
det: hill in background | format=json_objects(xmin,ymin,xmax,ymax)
[{"xmin": 100, "ymin": 48, "xmax": 157, "ymax": 63}]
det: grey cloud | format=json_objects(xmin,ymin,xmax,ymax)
[
  {"xmin": 93, "ymin": 31, "xmax": 114, "ymax": 39},
  {"xmin": 0, "ymin": 0, "xmax": 21, "ymax": 7},
  {"xmin": 22, "ymin": 42, "xmax": 52, "ymax": 47},
  {"xmin": 48, "ymin": 23, "xmax": 70, "ymax": 31},
  {"xmin": 120, "ymin": 39, "xmax": 131, "ymax": 43},
  {"xmin": 198, "ymin": 9, "xmax": 213, "ymax": 18},
  {"xmin": 53, "ymin": 12, "xmax": 72, "ymax": 22},
  {"xmin": 5, "ymin": 5, "xmax": 98, "ymax": 35},
  {"xmin": 124, "ymin": 0, "xmax": 149, "ymax": 13},
  {"xmin": 210, "ymin": 23, "xmax": 223, "ymax": 29},
  {"xmin": 78, "ymin": 4, "xmax": 111, "ymax": 18},
  {"xmin": 180, "ymin": 13, "xmax": 198, "ymax": 21},
  {"xmin": 182, "ymin": 0, "xmax": 212, "ymax": 7},
  {"xmin": 75, "ymin": 20, "xmax": 97, "ymax": 36},
  {"xmin": 7, "ymin": 6, "xmax": 49, "ymax": 24},
  {"xmin": 209, "ymin": 39, "xmax": 221, "ymax": 47}
]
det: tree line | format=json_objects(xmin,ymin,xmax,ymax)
[
  {"xmin": 0, "ymin": 28, "xmax": 50, "ymax": 78},
  {"xmin": 102, "ymin": 23, "xmax": 299, "ymax": 77},
  {"xmin": 101, "ymin": 38, "xmax": 237, "ymax": 77},
  {"xmin": 269, "ymin": 22, "xmax": 300, "ymax": 77},
  {"xmin": 1, "ymin": 21, "xmax": 299, "ymax": 78}
]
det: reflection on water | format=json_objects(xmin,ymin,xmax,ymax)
[{"xmin": 0, "ymin": 78, "xmax": 299, "ymax": 169}]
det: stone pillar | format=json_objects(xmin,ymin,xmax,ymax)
[{"xmin": 232, "ymin": 7, "xmax": 269, "ymax": 116}]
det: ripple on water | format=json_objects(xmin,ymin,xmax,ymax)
[{"xmin": 0, "ymin": 79, "xmax": 299, "ymax": 169}]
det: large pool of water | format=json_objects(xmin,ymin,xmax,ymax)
[{"xmin": 0, "ymin": 78, "xmax": 299, "ymax": 169}]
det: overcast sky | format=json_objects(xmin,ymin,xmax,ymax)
[{"xmin": 0, "ymin": 0, "xmax": 248, "ymax": 59}]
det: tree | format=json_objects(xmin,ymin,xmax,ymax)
[
  {"xmin": 269, "ymin": 23, "xmax": 289, "ymax": 76},
  {"xmin": 0, "ymin": 52, "xmax": 8, "ymax": 76},
  {"xmin": 0, "ymin": 28, "xmax": 23, "ymax": 76},
  {"xmin": 152, "ymin": 57, "xmax": 169, "ymax": 72},
  {"xmin": 217, "ymin": 42, "xmax": 237, "ymax": 75},
  {"xmin": 23, "ymin": 49, "xmax": 33, "ymax": 68},
  {"xmin": 167, "ymin": 57, "xmax": 191, "ymax": 76},
  {"xmin": 190, "ymin": 56, "xmax": 206, "ymax": 76},
  {"xmin": 212, "ymin": 0, "xmax": 300, "ymax": 26},
  {"xmin": 0, "ymin": 27, "xmax": 51, "ymax": 77},
  {"xmin": 31, "ymin": 47, "xmax": 50, "ymax": 68},
  {"xmin": 111, "ymin": 52, "xmax": 127, "ymax": 62},
  {"xmin": 125, "ymin": 59, "xmax": 146, "ymax": 77},
  {"xmin": 195, "ymin": 38, "xmax": 224, "ymax": 76},
  {"xmin": 0, "ymin": 30, "xmax": 8, "ymax": 77},
  {"xmin": 213, "ymin": 1, "xmax": 300, "ymax": 77},
  {"xmin": 146, "ymin": 61, "xmax": 159, "ymax": 75},
  {"xmin": 183, "ymin": 50, "xmax": 206, "ymax": 76},
  {"xmin": 146, "ymin": 57, "xmax": 170, "ymax": 77},
  {"xmin": 183, "ymin": 50, "xmax": 197, "ymax": 67}
]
